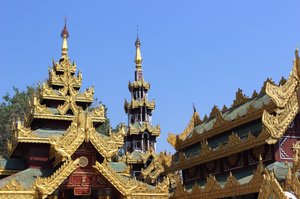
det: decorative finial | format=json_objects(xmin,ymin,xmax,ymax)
[
  {"xmin": 61, "ymin": 16, "xmax": 69, "ymax": 58},
  {"xmin": 193, "ymin": 103, "xmax": 196, "ymax": 113},
  {"xmin": 135, "ymin": 28, "xmax": 142, "ymax": 69},
  {"xmin": 295, "ymin": 47, "xmax": 300, "ymax": 78},
  {"xmin": 61, "ymin": 16, "xmax": 69, "ymax": 38}
]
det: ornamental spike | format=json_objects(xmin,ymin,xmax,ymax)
[
  {"xmin": 135, "ymin": 35, "xmax": 142, "ymax": 69},
  {"xmin": 61, "ymin": 17, "xmax": 69, "ymax": 58}
]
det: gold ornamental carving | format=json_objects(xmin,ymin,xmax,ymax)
[
  {"xmin": 129, "ymin": 122, "xmax": 161, "ymax": 136},
  {"xmin": 35, "ymin": 159, "xmax": 80, "ymax": 198},
  {"xmin": 129, "ymin": 79, "xmax": 150, "ymax": 90},
  {"xmin": 168, "ymin": 90, "xmax": 274, "ymax": 150},
  {"xmin": 258, "ymin": 170, "xmax": 288, "ymax": 199},
  {"xmin": 57, "ymin": 95, "xmax": 78, "ymax": 115},
  {"xmin": 49, "ymin": 68, "xmax": 82, "ymax": 88},
  {"xmin": 224, "ymin": 172, "xmax": 240, "ymax": 188},
  {"xmin": 203, "ymin": 175, "xmax": 221, "ymax": 192},
  {"xmin": 171, "ymin": 159, "xmax": 265, "ymax": 199},
  {"xmin": 167, "ymin": 111, "xmax": 201, "ymax": 148},
  {"xmin": 89, "ymin": 125, "xmax": 126, "ymax": 159},
  {"xmin": 78, "ymin": 156, "xmax": 88, "ymax": 167},
  {"xmin": 31, "ymin": 97, "xmax": 52, "ymax": 115},
  {"xmin": 263, "ymin": 49, "xmax": 300, "ymax": 144},
  {"xmin": 166, "ymin": 128, "xmax": 269, "ymax": 173},
  {"xmin": 93, "ymin": 161, "xmax": 169, "ymax": 198},
  {"xmin": 0, "ymin": 179, "xmax": 26, "ymax": 191},
  {"xmin": 140, "ymin": 151, "xmax": 170, "ymax": 183},
  {"xmin": 231, "ymin": 88, "xmax": 249, "ymax": 108},
  {"xmin": 124, "ymin": 98, "xmax": 156, "ymax": 112},
  {"xmin": 50, "ymin": 110, "xmax": 124, "ymax": 160}
]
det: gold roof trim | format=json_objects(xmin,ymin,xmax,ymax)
[
  {"xmin": 263, "ymin": 49, "xmax": 300, "ymax": 144},
  {"xmin": 258, "ymin": 170, "xmax": 288, "ymax": 199},
  {"xmin": 0, "ymin": 179, "xmax": 36, "ymax": 199},
  {"xmin": 167, "ymin": 111, "xmax": 201, "ymax": 148},
  {"xmin": 231, "ymin": 88, "xmax": 249, "ymax": 108},
  {"xmin": 89, "ymin": 125, "xmax": 126, "ymax": 159},
  {"xmin": 168, "ymin": 100, "xmax": 273, "ymax": 150},
  {"xmin": 35, "ymin": 158, "xmax": 80, "ymax": 199},
  {"xmin": 93, "ymin": 161, "xmax": 169, "ymax": 198},
  {"xmin": 166, "ymin": 129, "xmax": 268, "ymax": 173},
  {"xmin": 50, "ymin": 111, "xmax": 123, "ymax": 161},
  {"xmin": 0, "ymin": 179, "xmax": 31, "ymax": 191},
  {"xmin": 125, "ymin": 98, "xmax": 156, "ymax": 112},
  {"xmin": 0, "ymin": 169, "xmax": 21, "ymax": 176},
  {"xmin": 171, "ymin": 159, "xmax": 264, "ymax": 199},
  {"xmin": 57, "ymin": 95, "xmax": 79, "ymax": 115},
  {"xmin": 90, "ymin": 105, "xmax": 106, "ymax": 122},
  {"xmin": 50, "ymin": 122, "xmax": 85, "ymax": 160},
  {"xmin": 9, "ymin": 120, "xmax": 50, "ymax": 156},
  {"xmin": 53, "ymin": 59, "xmax": 76, "ymax": 74},
  {"xmin": 129, "ymin": 80, "xmax": 150, "ymax": 90},
  {"xmin": 94, "ymin": 161, "xmax": 137, "ymax": 195},
  {"xmin": 28, "ymin": 95, "xmax": 103, "ymax": 124},
  {"xmin": 41, "ymin": 83, "xmax": 94, "ymax": 103},
  {"xmin": 141, "ymin": 152, "xmax": 169, "ymax": 183},
  {"xmin": 121, "ymin": 148, "xmax": 157, "ymax": 164},
  {"xmin": 171, "ymin": 101, "xmax": 274, "ymax": 150},
  {"xmin": 129, "ymin": 122, "xmax": 160, "ymax": 136},
  {"xmin": 49, "ymin": 68, "xmax": 82, "ymax": 88}
]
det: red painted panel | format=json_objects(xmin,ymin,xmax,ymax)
[
  {"xmin": 27, "ymin": 144, "xmax": 51, "ymax": 168},
  {"xmin": 74, "ymin": 187, "xmax": 91, "ymax": 196}
]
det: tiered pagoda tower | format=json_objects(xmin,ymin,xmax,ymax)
[
  {"xmin": 0, "ymin": 22, "xmax": 169, "ymax": 199},
  {"xmin": 123, "ymin": 37, "xmax": 161, "ymax": 179}
]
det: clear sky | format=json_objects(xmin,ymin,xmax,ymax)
[{"xmin": 1, "ymin": 1, "xmax": 300, "ymax": 153}]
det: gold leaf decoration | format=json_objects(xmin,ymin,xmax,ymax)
[
  {"xmin": 263, "ymin": 49, "xmax": 300, "ymax": 144},
  {"xmin": 35, "ymin": 159, "xmax": 80, "ymax": 198},
  {"xmin": 224, "ymin": 172, "xmax": 240, "ymax": 188},
  {"xmin": 232, "ymin": 88, "xmax": 249, "ymax": 108}
]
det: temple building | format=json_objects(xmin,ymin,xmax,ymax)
[
  {"xmin": 167, "ymin": 49, "xmax": 300, "ymax": 198},
  {"xmin": 1, "ymin": 20, "xmax": 300, "ymax": 199},
  {"xmin": 0, "ymin": 22, "xmax": 169, "ymax": 199}
]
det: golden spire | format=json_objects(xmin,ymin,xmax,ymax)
[
  {"xmin": 61, "ymin": 17, "xmax": 69, "ymax": 58},
  {"xmin": 135, "ymin": 36, "xmax": 143, "ymax": 69}
]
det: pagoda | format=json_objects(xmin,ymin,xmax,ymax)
[
  {"xmin": 122, "ymin": 36, "xmax": 165, "ymax": 182},
  {"xmin": 167, "ymin": 49, "xmax": 300, "ymax": 198},
  {"xmin": 0, "ymin": 22, "xmax": 169, "ymax": 199}
]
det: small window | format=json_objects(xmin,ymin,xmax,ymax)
[{"xmin": 136, "ymin": 141, "xmax": 141, "ymax": 150}]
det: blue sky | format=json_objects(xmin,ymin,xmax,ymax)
[{"xmin": 1, "ymin": 1, "xmax": 300, "ymax": 153}]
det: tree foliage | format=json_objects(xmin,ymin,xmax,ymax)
[{"xmin": 0, "ymin": 86, "xmax": 36, "ymax": 157}]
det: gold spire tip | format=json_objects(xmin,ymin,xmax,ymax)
[{"xmin": 134, "ymin": 35, "xmax": 142, "ymax": 68}]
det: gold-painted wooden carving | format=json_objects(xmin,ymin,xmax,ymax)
[
  {"xmin": 35, "ymin": 159, "xmax": 80, "ymax": 198},
  {"xmin": 263, "ymin": 49, "xmax": 300, "ymax": 144}
]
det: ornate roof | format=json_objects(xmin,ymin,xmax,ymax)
[
  {"xmin": 263, "ymin": 49, "xmax": 300, "ymax": 144},
  {"xmin": 168, "ymin": 88, "xmax": 274, "ymax": 150},
  {"xmin": 171, "ymin": 158, "xmax": 265, "ymax": 199},
  {"xmin": 128, "ymin": 121, "xmax": 160, "ymax": 136}
]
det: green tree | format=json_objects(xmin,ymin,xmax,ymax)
[{"xmin": 0, "ymin": 86, "xmax": 36, "ymax": 157}]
